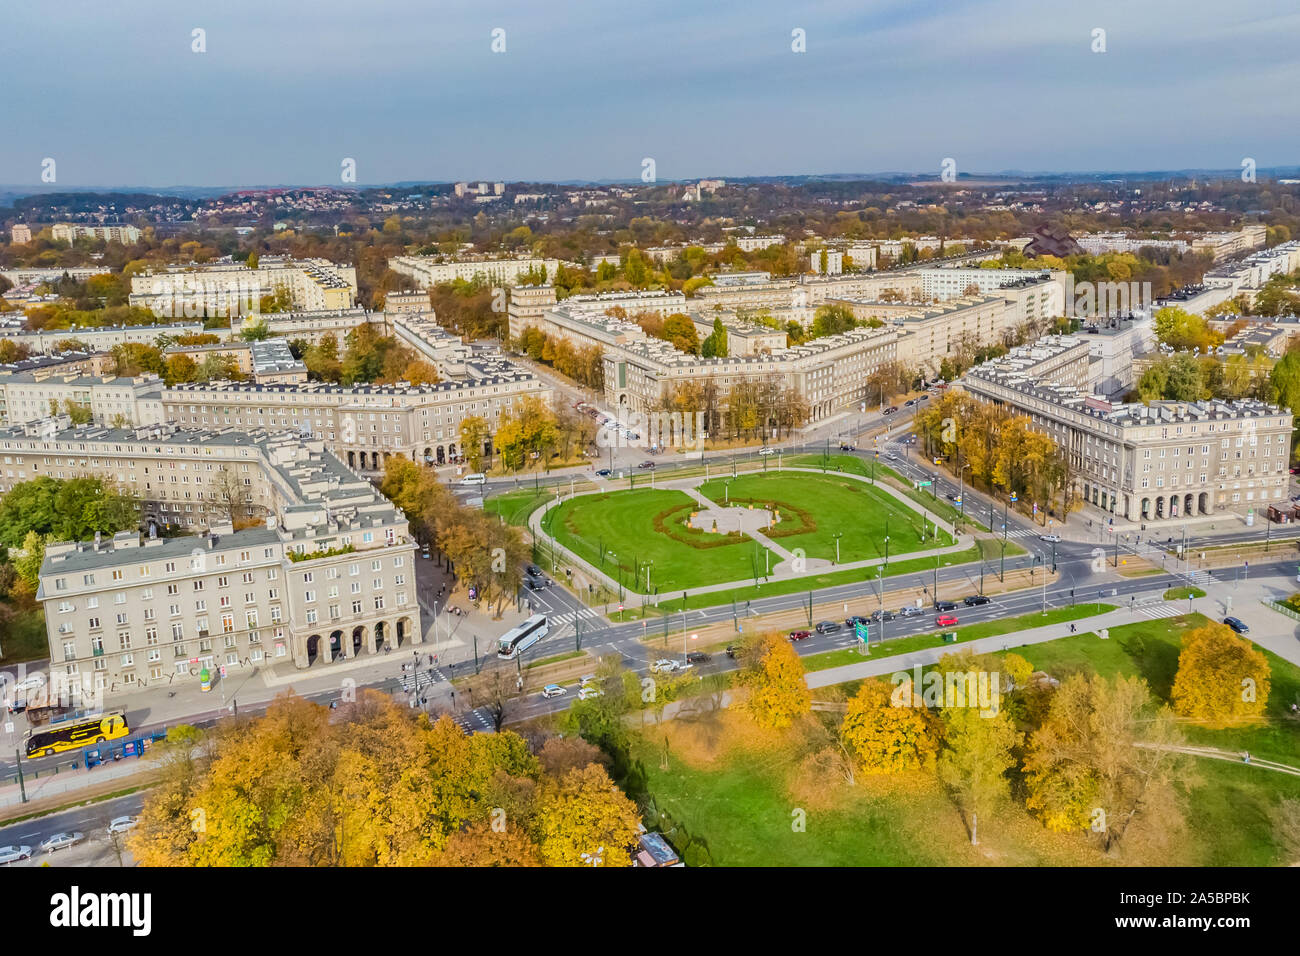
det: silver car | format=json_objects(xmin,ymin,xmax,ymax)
[
  {"xmin": 0, "ymin": 845, "xmax": 32, "ymax": 864},
  {"xmin": 40, "ymin": 831, "xmax": 85, "ymax": 853},
  {"xmin": 106, "ymin": 815, "xmax": 137, "ymax": 835}
]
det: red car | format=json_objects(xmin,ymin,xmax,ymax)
[
  {"xmin": 935, "ymin": 615, "xmax": 959, "ymax": 627},
  {"xmin": 788, "ymin": 630, "xmax": 812, "ymax": 642}
]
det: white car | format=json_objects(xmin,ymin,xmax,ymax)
[
  {"xmin": 541, "ymin": 684, "xmax": 566, "ymax": 699},
  {"xmin": 1038, "ymin": 534, "xmax": 1061, "ymax": 543},
  {"xmin": 0, "ymin": 845, "xmax": 32, "ymax": 864},
  {"xmin": 757, "ymin": 446, "xmax": 776, "ymax": 456},
  {"xmin": 40, "ymin": 832, "xmax": 84, "ymax": 853},
  {"xmin": 579, "ymin": 674, "xmax": 598, "ymax": 686},
  {"xmin": 106, "ymin": 816, "xmax": 137, "ymax": 835},
  {"xmin": 459, "ymin": 473, "xmax": 486, "ymax": 486},
  {"xmin": 577, "ymin": 686, "xmax": 604, "ymax": 701},
  {"xmin": 650, "ymin": 659, "xmax": 679, "ymax": 673},
  {"xmin": 11, "ymin": 673, "xmax": 45, "ymax": 695}
]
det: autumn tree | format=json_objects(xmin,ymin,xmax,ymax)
[
  {"xmin": 459, "ymin": 415, "xmax": 490, "ymax": 471},
  {"xmin": 1023, "ymin": 673, "xmax": 1189, "ymax": 854},
  {"xmin": 840, "ymin": 677, "xmax": 939, "ymax": 773},
  {"xmin": 530, "ymin": 763, "xmax": 642, "ymax": 867},
  {"xmin": 735, "ymin": 632, "xmax": 812, "ymax": 729},
  {"xmin": 1170, "ymin": 622, "xmax": 1271, "ymax": 727}
]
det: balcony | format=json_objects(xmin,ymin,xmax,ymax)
[{"xmin": 91, "ymin": 646, "xmax": 104, "ymax": 657}]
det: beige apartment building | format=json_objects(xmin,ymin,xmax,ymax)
[
  {"xmin": 161, "ymin": 363, "xmax": 552, "ymax": 470},
  {"xmin": 129, "ymin": 258, "xmax": 358, "ymax": 317},
  {"xmin": 30, "ymin": 425, "xmax": 421, "ymax": 698},
  {"xmin": 51, "ymin": 223, "xmax": 142, "ymax": 245},
  {"xmin": 960, "ymin": 364, "xmax": 1292, "ymax": 521},
  {"xmin": 0, "ymin": 373, "xmax": 165, "ymax": 427},
  {"xmin": 389, "ymin": 255, "xmax": 560, "ymax": 289}
]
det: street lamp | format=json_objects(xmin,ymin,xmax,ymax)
[
  {"xmin": 685, "ymin": 631, "xmax": 697, "ymax": 666},
  {"xmin": 833, "ymin": 532, "xmax": 843, "ymax": 565}
]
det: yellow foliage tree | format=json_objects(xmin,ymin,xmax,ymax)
[
  {"xmin": 737, "ymin": 632, "xmax": 812, "ymax": 729},
  {"xmin": 1171, "ymin": 623, "xmax": 1271, "ymax": 727},
  {"xmin": 840, "ymin": 678, "xmax": 939, "ymax": 773},
  {"xmin": 531, "ymin": 763, "xmax": 642, "ymax": 867}
]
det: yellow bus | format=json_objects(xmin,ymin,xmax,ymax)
[{"xmin": 24, "ymin": 711, "xmax": 129, "ymax": 759}]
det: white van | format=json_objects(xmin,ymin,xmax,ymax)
[
  {"xmin": 758, "ymin": 447, "xmax": 776, "ymax": 457},
  {"xmin": 459, "ymin": 473, "xmax": 486, "ymax": 486}
]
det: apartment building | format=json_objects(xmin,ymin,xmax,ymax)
[
  {"xmin": 961, "ymin": 364, "xmax": 1292, "ymax": 521},
  {"xmin": 0, "ymin": 350, "xmax": 112, "ymax": 381},
  {"xmin": 918, "ymin": 266, "xmax": 1067, "ymax": 307},
  {"xmin": 10, "ymin": 224, "xmax": 32, "ymax": 244},
  {"xmin": 30, "ymin": 425, "xmax": 421, "ymax": 697},
  {"xmin": 0, "ymin": 322, "xmax": 203, "ymax": 357},
  {"xmin": 0, "ymin": 373, "xmax": 164, "ymax": 427},
  {"xmin": 129, "ymin": 257, "xmax": 359, "ymax": 317},
  {"xmin": 51, "ymin": 223, "xmax": 142, "ymax": 245},
  {"xmin": 161, "ymin": 364, "xmax": 552, "ymax": 471},
  {"xmin": 1074, "ymin": 233, "xmax": 1190, "ymax": 256},
  {"xmin": 389, "ymin": 255, "xmax": 560, "ymax": 289},
  {"xmin": 1190, "ymin": 225, "xmax": 1268, "ymax": 261},
  {"xmin": 0, "ymin": 266, "xmax": 112, "ymax": 286},
  {"xmin": 255, "ymin": 307, "xmax": 375, "ymax": 345}
]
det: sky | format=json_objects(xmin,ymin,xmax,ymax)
[{"xmin": 1, "ymin": 0, "xmax": 1298, "ymax": 188}]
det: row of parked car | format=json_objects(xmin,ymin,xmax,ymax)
[
  {"xmin": 788, "ymin": 595, "xmax": 994, "ymax": 640},
  {"xmin": 0, "ymin": 816, "xmax": 138, "ymax": 863}
]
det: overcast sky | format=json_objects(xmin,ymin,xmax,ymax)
[{"xmin": 2, "ymin": 0, "xmax": 1298, "ymax": 188}]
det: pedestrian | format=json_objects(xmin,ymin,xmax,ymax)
[{"xmin": 1069, "ymin": 623, "xmax": 1076, "ymax": 633}]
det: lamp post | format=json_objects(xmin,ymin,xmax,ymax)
[
  {"xmin": 684, "ymin": 631, "xmax": 697, "ymax": 666},
  {"xmin": 833, "ymin": 532, "xmax": 843, "ymax": 565}
]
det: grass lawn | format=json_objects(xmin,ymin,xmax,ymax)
[
  {"xmin": 611, "ymin": 537, "xmax": 1023, "ymax": 618},
  {"xmin": 802, "ymin": 604, "xmax": 1118, "ymax": 673},
  {"xmin": 0, "ymin": 604, "xmax": 47, "ymax": 664},
  {"xmin": 485, "ymin": 489, "xmax": 553, "ymax": 527},
  {"xmin": 541, "ymin": 488, "xmax": 780, "ymax": 592},
  {"xmin": 1164, "ymin": 586, "xmax": 1206, "ymax": 600},
  {"xmin": 696, "ymin": 472, "xmax": 952, "ymax": 564}
]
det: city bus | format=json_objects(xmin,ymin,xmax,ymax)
[
  {"xmin": 497, "ymin": 614, "xmax": 549, "ymax": 660},
  {"xmin": 23, "ymin": 711, "xmax": 130, "ymax": 759}
]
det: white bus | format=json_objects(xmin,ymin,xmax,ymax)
[{"xmin": 497, "ymin": 614, "xmax": 550, "ymax": 660}]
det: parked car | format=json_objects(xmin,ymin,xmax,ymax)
[
  {"xmin": 1039, "ymin": 534, "xmax": 1061, "ymax": 543},
  {"xmin": 963, "ymin": 595, "xmax": 991, "ymax": 606},
  {"xmin": 541, "ymin": 684, "xmax": 567, "ymax": 699},
  {"xmin": 106, "ymin": 816, "xmax": 137, "ymax": 835},
  {"xmin": 1223, "ymin": 616, "xmax": 1250, "ymax": 634},
  {"xmin": 788, "ymin": 629, "xmax": 812, "ymax": 642},
  {"xmin": 638, "ymin": 461, "xmax": 656, "ymax": 470},
  {"xmin": 934, "ymin": 600, "xmax": 958, "ymax": 612},
  {"xmin": 40, "ymin": 832, "xmax": 84, "ymax": 853},
  {"xmin": 595, "ymin": 468, "xmax": 612, "ymax": 478},
  {"xmin": 918, "ymin": 394, "xmax": 930, "ymax": 401},
  {"xmin": 0, "ymin": 845, "xmax": 32, "ymax": 864},
  {"xmin": 814, "ymin": 620, "xmax": 840, "ymax": 634},
  {"xmin": 11, "ymin": 673, "xmax": 45, "ymax": 696},
  {"xmin": 935, "ymin": 614, "xmax": 959, "ymax": 627},
  {"xmin": 686, "ymin": 651, "xmax": 711, "ymax": 664},
  {"xmin": 420, "ymin": 547, "xmax": 431, "ymax": 560}
]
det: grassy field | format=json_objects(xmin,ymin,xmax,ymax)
[
  {"xmin": 0, "ymin": 604, "xmax": 47, "ymax": 664},
  {"xmin": 633, "ymin": 613, "xmax": 1300, "ymax": 866},
  {"xmin": 1016, "ymin": 613, "xmax": 1300, "ymax": 765},
  {"xmin": 801, "ymin": 604, "xmax": 1118, "ymax": 673},
  {"xmin": 541, "ymin": 488, "xmax": 780, "ymax": 592},
  {"xmin": 485, "ymin": 489, "xmax": 553, "ymax": 527},
  {"xmin": 695, "ymin": 472, "xmax": 953, "ymax": 563}
]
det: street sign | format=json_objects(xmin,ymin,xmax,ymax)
[
  {"xmin": 1010, "ymin": 492, "xmax": 1018, "ymax": 502},
  {"xmin": 854, "ymin": 621, "xmax": 869, "ymax": 642},
  {"xmin": 219, "ymin": 665, "xmax": 227, "ymax": 678},
  {"xmin": 916, "ymin": 480, "xmax": 932, "ymax": 488}
]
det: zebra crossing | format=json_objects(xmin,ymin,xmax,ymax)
[
  {"xmin": 549, "ymin": 608, "xmax": 602, "ymax": 626},
  {"xmin": 1133, "ymin": 603, "xmax": 1183, "ymax": 620},
  {"xmin": 453, "ymin": 706, "xmax": 494, "ymax": 734}
]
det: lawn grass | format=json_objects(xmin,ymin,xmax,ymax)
[
  {"xmin": 801, "ymin": 604, "xmax": 1117, "ymax": 673},
  {"xmin": 0, "ymin": 604, "xmax": 47, "ymax": 664},
  {"xmin": 695, "ymin": 471, "xmax": 953, "ymax": 564},
  {"xmin": 541, "ymin": 488, "xmax": 780, "ymax": 592},
  {"xmin": 485, "ymin": 489, "xmax": 553, "ymax": 527},
  {"xmin": 1164, "ymin": 586, "xmax": 1206, "ymax": 600},
  {"xmin": 610, "ymin": 537, "xmax": 1024, "ymax": 617}
]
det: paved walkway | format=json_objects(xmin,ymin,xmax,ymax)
[
  {"xmin": 530, "ymin": 466, "xmax": 972, "ymax": 601},
  {"xmin": 805, "ymin": 587, "xmax": 1300, "ymax": 689}
]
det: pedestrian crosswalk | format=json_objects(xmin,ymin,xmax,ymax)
[
  {"xmin": 550, "ymin": 608, "xmax": 601, "ymax": 626},
  {"xmin": 453, "ymin": 706, "xmax": 494, "ymax": 734},
  {"xmin": 1133, "ymin": 603, "xmax": 1183, "ymax": 620}
]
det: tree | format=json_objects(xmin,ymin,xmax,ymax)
[
  {"xmin": 661, "ymin": 313, "xmax": 700, "ymax": 354},
  {"xmin": 700, "ymin": 317, "xmax": 728, "ymax": 358},
  {"xmin": 938, "ymin": 701, "xmax": 1022, "ymax": 842},
  {"xmin": 735, "ymin": 632, "xmax": 811, "ymax": 729},
  {"xmin": 459, "ymin": 415, "xmax": 490, "ymax": 471},
  {"xmin": 531, "ymin": 763, "xmax": 641, "ymax": 867},
  {"xmin": 239, "ymin": 318, "xmax": 271, "ymax": 341},
  {"xmin": 164, "ymin": 353, "xmax": 200, "ymax": 386},
  {"xmin": 841, "ymin": 678, "xmax": 939, "ymax": 773},
  {"xmin": 1023, "ymin": 673, "xmax": 1189, "ymax": 854},
  {"xmin": 61, "ymin": 399, "xmax": 93, "ymax": 425},
  {"xmin": 12, "ymin": 530, "xmax": 48, "ymax": 590},
  {"xmin": 0, "ymin": 475, "xmax": 137, "ymax": 547},
  {"xmin": 110, "ymin": 342, "xmax": 164, "ymax": 377},
  {"xmin": 1170, "ymin": 623, "xmax": 1271, "ymax": 727},
  {"xmin": 494, "ymin": 395, "xmax": 558, "ymax": 471}
]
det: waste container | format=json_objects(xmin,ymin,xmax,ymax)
[{"xmin": 942, "ymin": 632, "xmax": 957, "ymax": 643}]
